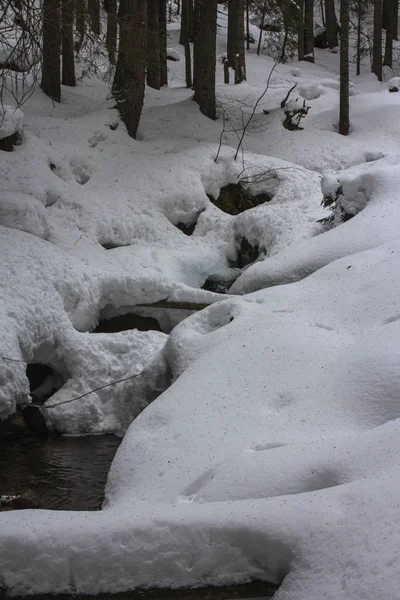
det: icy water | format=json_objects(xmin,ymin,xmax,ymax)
[
  {"xmin": 0, "ymin": 434, "xmax": 121, "ymax": 510},
  {"xmin": 7, "ymin": 581, "xmax": 278, "ymax": 599}
]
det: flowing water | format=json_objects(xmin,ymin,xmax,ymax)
[{"xmin": 0, "ymin": 434, "xmax": 121, "ymax": 511}]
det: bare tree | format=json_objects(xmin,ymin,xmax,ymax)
[{"xmin": 383, "ymin": 0, "xmax": 394, "ymax": 66}]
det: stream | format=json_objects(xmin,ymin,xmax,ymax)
[{"xmin": 0, "ymin": 434, "xmax": 121, "ymax": 511}]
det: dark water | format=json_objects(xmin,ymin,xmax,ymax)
[{"xmin": 0, "ymin": 434, "xmax": 121, "ymax": 511}]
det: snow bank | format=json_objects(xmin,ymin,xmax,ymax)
[{"xmin": 231, "ymin": 156, "xmax": 399, "ymax": 293}]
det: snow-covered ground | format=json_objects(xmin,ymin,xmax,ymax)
[{"xmin": 1, "ymin": 11, "xmax": 400, "ymax": 600}]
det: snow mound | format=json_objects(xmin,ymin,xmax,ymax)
[
  {"xmin": 231, "ymin": 156, "xmax": 400, "ymax": 294},
  {"xmin": 387, "ymin": 76, "xmax": 400, "ymax": 91},
  {"xmin": 298, "ymin": 82, "xmax": 325, "ymax": 100},
  {"xmin": 0, "ymin": 105, "xmax": 23, "ymax": 139}
]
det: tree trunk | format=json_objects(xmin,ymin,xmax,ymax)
[
  {"xmin": 193, "ymin": 0, "xmax": 217, "ymax": 119},
  {"xmin": 42, "ymin": 0, "xmax": 61, "ymax": 102},
  {"xmin": 88, "ymin": 0, "xmax": 100, "ymax": 35},
  {"xmin": 383, "ymin": 0, "xmax": 394, "ymax": 64},
  {"xmin": 227, "ymin": 0, "xmax": 237, "ymax": 66},
  {"xmin": 105, "ymin": 0, "xmax": 117, "ymax": 65},
  {"xmin": 325, "ymin": 0, "xmax": 338, "ymax": 48},
  {"xmin": 182, "ymin": 0, "xmax": 192, "ymax": 87},
  {"xmin": 233, "ymin": 0, "xmax": 246, "ymax": 82},
  {"xmin": 394, "ymin": 0, "xmax": 398, "ymax": 40},
  {"xmin": 159, "ymin": 0, "xmax": 168, "ymax": 85},
  {"xmin": 113, "ymin": 0, "xmax": 147, "ymax": 138},
  {"xmin": 148, "ymin": 0, "xmax": 161, "ymax": 89},
  {"xmin": 372, "ymin": 0, "xmax": 383, "ymax": 80},
  {"xmin": 257, "ymin": 0, "xmax": 267, "ymax": 56},
  {"xmin": 75, "ymin": 0, "xmax": 85, "ymax": 52},
  {"xmin": 339, "ymin": 0, "xmax": 349, "ymax": 135},
  {"xmin": 62, "ymin": 0, "xmax": 76, "ymax": 86},
  {"xmin": 356, "ymin": 0, "xmax": 362, "ymax": 75},
  {"xmin": 189, "ymin": 0, "xmax": 194, "ymax": 41},
  {"xmin": 246, "ymin": 0, "xmax": 250, "ymax": 50},
  {"xmin": 304, "ymin": 0, "xmax": 314, "ymax": 60},
  {"xmin": 297, "ymin": 0, "xmax": 305, "ymax": 60},
  {"xmin": 192, "ymin": 0, "xmax": 201, "ymax": 87}
]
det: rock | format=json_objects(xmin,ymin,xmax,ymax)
[{"xmin": 94, "ymin": 313, "xmax": 162, "ymax": 333}]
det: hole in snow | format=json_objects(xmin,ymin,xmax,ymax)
[
  {"xmin": 26, "ymin": 363, "xmax": 68, "ymax": 405},
  {"xmin": 202, "ymin": 272, "xmax": 240, "ymax": 294},
  {"xmin": 233, "ymin": 237, "xmax": 262, "ymax": 269},
  {"xmin": 99, "ymin": 241, "xmax": 131, "ymax": 250},
  {"xmin": 70, "ymin": 162, "xmax": 91, "ymax": 185},
  {"xmin": 175, "ymin": 209, "xmax": 205, "ymax": 236},
  {"xmin": 207, "ymin": 183, "xmax": 272, "ymax": 215},
  {"xmin": 94, "ymin": 313, "xmax": 163, "ymax": 334}
]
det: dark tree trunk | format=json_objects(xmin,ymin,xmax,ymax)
[
  {"xmin": 304, "ymin": 0, "xmax": 314, "ymax": 60},
  {"xmin": 62, "ymin": 0, "xmax": 76, "ymax": 86},
  {"xmin": 394, "ymin": 0, "xmax": 398, "ymax": 40},
  {"xmin": 42, "ymin": 0, "xmax": 61, "ymax": 102},
  {"xmin": 325, "ymin": 0, "xmax": 338, "ymax": 48},
  {"xmin": 159, "ymin": 0, "xmax": 168, "ymax": 85},
  {"xmin": 297, "ymin": 0, "xmax": 305, "ymax": 60},
  {"xmin": 339, "ymin": 0, "xmax": 349, "ymax": 135},
  {"xmin": 257, "ymin": 0, "xmax": 267, "ymax": 56},
  {"xmin": 234, "ymin": 0, "xmax": 246, "ymax": 82},
  {"xmin": 383, "ymin": 0, "xmax": 393, "ymax": 65},
  {"xmin": 182, "ymin": 0, "xmax": 192, "ymax": 87},
  {"xmin": 372, "ymin": 0, "xmax": 383, "ymax": 80},
  {"xmin": 113, "ymin": 0, "xmax": 147, "ymax": 138},
  {"xmin": 192, "ymin": 0, "xmax": 201, "ymax": 87},
  {"xmin": 88, "ymin": 0, "xmax": 100, "ymax": 35},
  {"xmin": 227, "ymin": 0, "xmax": 237, "ymax": 66},
  {"xmin": 189, "ymin": 0, "xmax": 194, "ymax": 41},
  {"xmin": 246, "ymin": 0, "xmax": 250, "ymax": 50},
  {"xmin": 75, "ymin": 0, "xmax": 85, "ymax": 52},
  {"xmin": 356, "ymin": 0, "xmax": 362, "ymax": 74},
  {"xmin": 105, "ymin": 0, "xmax": 117, "ymax": 64},
  {"xmin": 194, "ymin": 0, "xmax": 217, "ymax": 119},
  {"xmin": 147, "ymin": 0, "xmax": 161, "ymax": 89}
]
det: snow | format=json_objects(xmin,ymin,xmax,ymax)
[
  {"xmin": 1, "ymin": 8, "xmax": 400, "ymax": 600},
  {"xmin": 0, "ymin": 105, "xmax": 23, "ymax": 139}
]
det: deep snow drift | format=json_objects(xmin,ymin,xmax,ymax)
[{"xmin": 1, "ymin": 12, "xmax": 400, "ymax": 600}]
